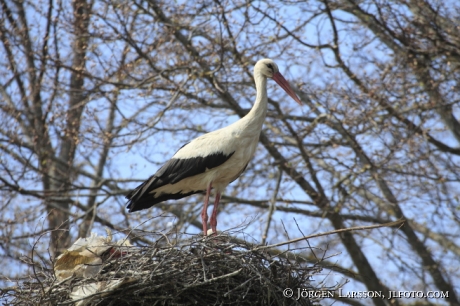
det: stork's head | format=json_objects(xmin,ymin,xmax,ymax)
[
  {"xmin": 254, "ymin": 58, "xmax": 302, "ymax": 105},
  {"xmin": 255, "ymin": 58, "xmax": 280, "ymax": 78}
]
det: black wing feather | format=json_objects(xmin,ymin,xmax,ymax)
[{"xmin": 126, "ymin": 151, "xmax": 234, "ymax": 212}]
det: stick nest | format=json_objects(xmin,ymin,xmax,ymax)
[{"xmin": 3, "ymin": 232, "xmax": 325, "ymax": 305}]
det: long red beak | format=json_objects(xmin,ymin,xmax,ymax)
[{"xmin": 272, "ymin": 72, "xmax": 302, "ymax": 105}]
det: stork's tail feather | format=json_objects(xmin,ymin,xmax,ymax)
[{"xmin": 126, "ymin": 188, "xmax": 202, "ymax": 212}]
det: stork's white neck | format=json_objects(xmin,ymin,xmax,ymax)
[{"xmin": 238, "ymin": 71, "xmax": 268, "ymax": 135}]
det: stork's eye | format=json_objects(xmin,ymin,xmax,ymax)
[{"xmin": 266, "ymin": 63, "xmax": 274, "ymax": 71}]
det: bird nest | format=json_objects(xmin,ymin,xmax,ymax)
[{"xmin": 3, "ymin": 231, "xmax": 331, "ymax": 306}]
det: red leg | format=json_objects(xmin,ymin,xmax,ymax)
[
  {"xmin": 201, "ymin": 182, "xmax": 212, "ymax": 235},
  {"xmin": 210, "ymin": 191, "xmax": 221, "ymax": 235}
]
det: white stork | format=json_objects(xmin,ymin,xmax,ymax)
[{"xmin": 126, "ymin": 58, "xmax": 301, "ymax": 235}]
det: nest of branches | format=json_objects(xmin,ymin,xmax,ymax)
[{"xmin": 3, "ymin": 231, "xmax": 327, "ymax": 306}]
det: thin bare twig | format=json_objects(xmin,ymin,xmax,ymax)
[
  {"xmin": 253, "ymin": 219, "xmax": 405, "ymax": 251},
  {"xmin": 261, "ymin": 167, "xmax": 283, "ymax": 245}
]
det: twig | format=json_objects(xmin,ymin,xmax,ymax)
[
  {"xmin": 223, "ymin": 276, "xmax": 255, "ymax": 297},
  {"xmin": 252, "ymin": 219, "xmax": 405, "ymax": 251},
  {"xmin": 262, "ymin": 167, "xmax": 283, "ymax": 245},
  {"xmin": 183, "ymin": 268, "xmax": 242, "ymax": 288},
  {"xmin": 200, "ymin": 251, "xmax": 208, "ymax": 282}
]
